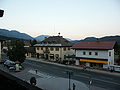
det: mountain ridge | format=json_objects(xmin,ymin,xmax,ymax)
[
  {"xmin": 0, "ymin": 29, "xmax": 33, "ymax": 40},
  {"xmin": 0, "ymin": 28, "xmax": 120, "ymax": 44}
]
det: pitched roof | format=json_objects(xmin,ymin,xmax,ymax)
[
  {"xmin": 72, "ymin": 41, "xmax": 116, "ymax": 50},
  {"xmin": 40, "ymin": 36, "xmax": 72, "ymax": 46},
  {"xmin": 25, "ymin": 47, "xmax": 36, "ymax": 53}
]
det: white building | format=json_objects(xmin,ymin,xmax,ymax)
[
  {"xmin": 34, "ymin": 36, "xmax": 74, "ymax": 61},
  {"xmin": 72, "ymin": 41, "xmax": 117, "ymax": 69}
]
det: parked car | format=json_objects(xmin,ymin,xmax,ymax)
[
  {"xmin": 4, "ymin": 60, "xmax": 15, "ymax": 68},
  {"xmin": 0, "ymin": 59, "xmax": 7, "ymax": 64}
]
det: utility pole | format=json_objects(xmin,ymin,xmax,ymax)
[{"xmin": 66, "ymin": 70, "xmax": 73, "ymax": 90}]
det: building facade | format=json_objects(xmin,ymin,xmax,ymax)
[
  {"xmin": 72, "ymin": 41, "xmax": 117, "ymax": 69},
  {"xmin": 34, "ymin": 36, "xmax": 74, "ymax": 61}
]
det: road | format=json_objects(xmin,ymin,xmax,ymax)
[{"xmin": 23, "ymin": 59, "xmax": 120, "ymax": 90}]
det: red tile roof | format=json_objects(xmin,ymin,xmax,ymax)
[{"xmin": 72, "ymin": 41, "xmax": 116, "ymax": 50}]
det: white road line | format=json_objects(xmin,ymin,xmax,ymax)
[{"xmin": 28, "ymin": 69, "xmax": 53, "ymax": 79}]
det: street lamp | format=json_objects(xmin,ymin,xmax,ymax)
[{"xmin": 66, "ymin": 70, "xmax": 73, "ymax": 90}]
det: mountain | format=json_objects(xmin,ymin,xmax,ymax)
[
  {"xmin": 0, "ymin": 29, "xmax": 33, "ymax": 40},
  {"xmin": 35, "ymin": 35, "xmax": 50, "ymax": 41},
  {"xmin": 81, "ymin": 37, "xmax": 98, "ymax": 41},
  {"xmin": 64, "ymin": 38, "xmax": 72, "ymax": 41},
  {"xmin": 72, "ymin": 35, "xmax": 120, "ymax": 44}
]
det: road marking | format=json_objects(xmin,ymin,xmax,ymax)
[{"xmin": 28, "ymin": 69, "xmax": 53, "ymax": 79}]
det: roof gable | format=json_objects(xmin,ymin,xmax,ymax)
[
  {"xmin": 72, "ymin": 41, "xmax": 116, "ymax": 50},
  {"xmin": 41, "ymin": 36, "xmax": 72, "ymax": 46}
]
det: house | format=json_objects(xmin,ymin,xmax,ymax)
[
  {"xmin": 72, "ymin": 41, "xmax": 118, "ymax": 69},
  {"xmin": 25, "ymin": 47, "xmax": 36, "ymax": 58},
  {"xmin": 34, "ymin": 36, "xmax": 74, "ymax": 61}
]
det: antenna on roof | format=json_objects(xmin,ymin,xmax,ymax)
[{"xmin": 53, "ymin": 24, "xmax": 55, "ymax": 36}]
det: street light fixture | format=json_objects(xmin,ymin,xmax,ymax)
[{"xmin": 66, "ymin": 70, "xmax": 73, "ymax": 90}]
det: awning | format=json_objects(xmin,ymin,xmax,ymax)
[{"xmin": 80, "ymin": 59, "xmax": 108, "ymax": 64}]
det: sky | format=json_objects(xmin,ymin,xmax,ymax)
[{"xmin": 0, "ymin": 0, "xmax": 120, "ymax": 40}]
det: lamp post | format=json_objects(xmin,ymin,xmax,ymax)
[{"xmin": 66, "ymin": 70, "xmax": 73, "ymax": 90}]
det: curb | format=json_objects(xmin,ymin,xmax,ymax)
[{"xmin": 26, "ymin": 58, "xmax": 120, "ymax": 77}]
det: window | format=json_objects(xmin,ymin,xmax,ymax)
[
  {"xmin": 89, "ymin": 52, "xmax": 92, "ymax": 55},
  {"xmin": 68, "ymin": 47, "xmax": 70, "ymax": 50},
  {"xmin": 64, "ymin": 47, "xmax": 66, "ymax": 51},
  {"xmin": 109, "ymin": 52, "xmax": 111, "ymax": 56},
  {"xmin": 37, "ymin": 47, "xmax": 39, "ymax": 50},
  {"xmin": 56, "ymin": 47, "xmax": 59, "ymax": 51},
  {"xmin": 83, "ymin": 52, "xmax": 86, "ymax": 55},
  {"xmin": 41, "ymin": 47, "xmax": 43, "ymax": 50},
  {"xmin": 95, "ymin": 52, "xmax": 98, "ymax": 55},
  {"xmin": 64, "ymin": 55, "xmax": 66, "ymax": 59},
  {"xmin": 50, "ymin": 47, "xmax": 54, "ymax": 51}
]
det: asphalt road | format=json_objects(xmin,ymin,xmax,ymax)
[{"xmin": 24, "ymin": 59, "xmax": 120, "ymax": 90}]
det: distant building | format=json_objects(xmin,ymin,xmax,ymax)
[
  {"xmin": 34, "ymin": 36, "xmax": 74, "ymax": 61},
  {"xmin": 25, "ymin": 47, "xmax": 36, "ymax": 58},
  {"xmin": 72, "ymin": 41, "xmax": 118, "ymax": 69}
]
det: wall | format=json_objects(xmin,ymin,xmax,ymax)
[
  {"xmin": 35, "ymin": 47, "xmax": 74, "ymax": 60},
  {"xmin": 108, "ymin": 49, "xmax": 114, "ymax": 66},
  {"xmin": 76, "ymin": 50, "xmax": 109, "ymax": 59}
]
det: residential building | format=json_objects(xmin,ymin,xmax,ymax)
[
  {"xmin": 72, "ymin": 41, "xmax": 118, "ymax": 69},
  {"xmin": 25, "ymin": 47, "xmax": 36, "ymax": 58},
  {"xmin": 34, "ymin": 36, "xmax": 74, "ymax": 61}
]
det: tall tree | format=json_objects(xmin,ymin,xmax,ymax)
[{"xmin": 7, "ymin": 40, "xmax": 26, "ymax": 63}]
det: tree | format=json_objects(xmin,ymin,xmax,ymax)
[
  {"xmin": 30, "ymin": 39, "xmax": 37, "ymax": 46},
  {"xmin": 7, "ymin": 40, "xmax": 26, "ymax": 63}
]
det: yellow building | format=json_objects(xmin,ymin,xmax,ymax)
[{"xmin": 34, "ymin": 36, "xmax": 74, "ymax": 61}]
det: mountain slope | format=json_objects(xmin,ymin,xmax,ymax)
[
  {"xmin": 0, "ymin": 29, "xmax": 33, "ymax": 40},
  {"xmin": 72, "ymin": 35, "xmax": 120, "ymax": 44},
  {"xmin": 35, "ymin": 35, "xmax": 50, "ymax": 41}
]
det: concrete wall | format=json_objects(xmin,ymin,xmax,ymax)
[
  {"xmin": 76, "ymin": 50, "xmax": 109, "ymax": 59},
  {"xmin": 108, "ymin": 49, "xmax": 114, "ymax": 66}
]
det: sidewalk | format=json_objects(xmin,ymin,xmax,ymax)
[{"xmin": 27, "ymin": 57, "xmax": 120, "ymax": 77}]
